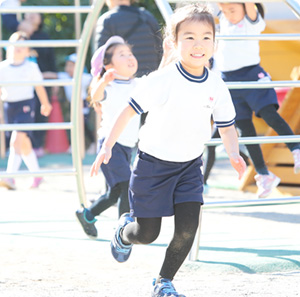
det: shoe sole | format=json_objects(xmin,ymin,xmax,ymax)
[{"xmin": 75, "ymin": 212, "xmax": 98, "ymax": 239}]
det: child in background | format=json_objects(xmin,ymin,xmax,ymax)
[
  {"xmin": 215, "ymin": 2, "xmax": 300, "ymax": 198},
  {"xmin": 75, "ymin": 36, "xmax": 141, "ymax": 238},
  {"xmin": 43, "ymin": 53, "xmax": 95, "ymax": 152},
  {"xmin": 90, "ymin": 4, "xmax": 246, "ymax": 296},
  {"xmin": 0, "ymin": 31, "xmax": 52, "ymax": 190}
]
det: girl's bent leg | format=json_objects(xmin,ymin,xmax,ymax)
[
  {"xmin": 235, "ymin": 119, "xmax": 269, "ymax": 175},
  {"xmin": 89, "ymin": 183, "xmax": 122, "ymax": 218},
  {"xmin": 10, "ymin": 131, "xmax": 26, "ymax": 155},
  {"xmin": 121, "ymin": 217, "xmax": 162, "ymax": 245},
  {"xmin": 117, "ymin": 181, "xmax": 130, "ymax": 218},
  {"xmin": 158, "ymin": 202, "xmax": 201, "ymax": 281},
  {"xmin": 258, "ymin": 105, "xmax": 300, "ymax": 152}
]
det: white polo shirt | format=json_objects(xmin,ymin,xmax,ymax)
[
  {"xmin": 0, "ymin": 59, "xmax": 43, "ymax": 102},
  {"xmin": 99, "ymin": 79, "xmax": 141, "ymax": 148},
  {"xmin": 215, "ymin": 13, "xmax": 266, "ymax": 72},
  {"xmin": 129, "ymin": 62, "xmax": 236, "ymax": 162}
]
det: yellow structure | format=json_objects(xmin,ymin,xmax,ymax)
[
  {"xmin": 241, "ymin": 20, "xmax": 300, "ymax": 196},
  {"xmin": 260, "ymin": 20, "xmax": 300, "ymax": 81}
]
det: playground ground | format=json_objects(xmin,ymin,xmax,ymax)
[{"xmin": 0, "ymin": 153, "xmax": 300, "ymax": 296}]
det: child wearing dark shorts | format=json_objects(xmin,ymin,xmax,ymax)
[
  {"xmin": 0, "ymin": 31, "xmax": 52, "ymax": 190},
  {"xmin": 216, "ymin": 2, "xmax": 300, "ymax": 198},
  {"xmin": 75, "ymin": 36, "xmax": 141, "ymax": 238},
  {"xmin": 90, "ymin": 4, "xmax": 247, "ymax": 297}
]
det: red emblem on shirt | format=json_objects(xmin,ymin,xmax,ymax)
[{"xmin": 209, "ymin": 97, "xmax": 214, "ymax": 102}]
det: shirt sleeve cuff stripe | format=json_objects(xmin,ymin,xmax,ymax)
[
  {"xmin": 215, "ymin": 119, "xmax": 235, "ymax": 128},
  {"xmin": 129, "ymin": 98, "xmax": 144, "ymax": 115}
]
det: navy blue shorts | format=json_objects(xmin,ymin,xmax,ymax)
[
  {"xmin": 129, "ymin": 151, "xmax": 204, "ymax": 218},
  {"xmin": 98, "ymin": 138, "xmax": 133, "ymax": 189},
  {"xmin": 5, "ymin": 99, "xmax": 35, "ymax": 137},
  {"xmin": 222, "ymin": 64, "xmax": 279, "ymax": 121}
]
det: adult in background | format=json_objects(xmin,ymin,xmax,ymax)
[
  {"xmin": 0, "ymin": 0, "xmax": 28, "ymax": 33},
  {"xmin": 95, "ymin": 0, "xmax": 162, "ymax": 78},
  {"xmin": 95, "ymin": 0, "xmax": 163, "ymax": 140}
]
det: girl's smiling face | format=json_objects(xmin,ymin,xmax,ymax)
[
  {"xmin": 105, "ymin": 44, "xmax": 138, "ymax": 79},
  {"xmin": 175, "ymin": 19, "xmax": 214, "ymax": 76}
]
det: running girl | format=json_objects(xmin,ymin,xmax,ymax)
[{"xmin": 91, "ymin": 4, "xmax": 246, "ymax": 296}]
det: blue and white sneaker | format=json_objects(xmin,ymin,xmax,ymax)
[
  {"xmin": 111, "ymin": 213, "xmax": 134, "ymax": 263},
  {"xmin": 152, "ymin": 278, "xmax": 186, "ymax": 297}
]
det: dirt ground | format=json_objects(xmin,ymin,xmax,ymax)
[{"xmin": 1, "ymin": 160, "xmax": 300, "ymax": 297}]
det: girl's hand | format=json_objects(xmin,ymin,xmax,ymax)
[
  {"xmin": 103, "ymin": 68, "xmax": 117, "ymax": 84},
  {"xmin": 163, "ymin": 37, "xmax": 174, "ymax": 56},
  {"xmin": 40, "ymin": 102, "xmax": 52, "ymax": 117},
  {"xmin": 229, "ymin": 153, "xmax": 247, "ymax": 180},
  {"xmin": 90, "ymin": 146, "xmax": 112, "ymax": 177},
  {"xmin": 93, "ymin": 101, "xmax": 102, "ymax": 116},
  {"xmin": 159, "ymin": 37, "xmax": 178, "ymax": 68}
]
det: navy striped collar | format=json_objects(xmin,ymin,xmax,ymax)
[
  {"xmin": 114, "ymin": 79, "xmax": 133, "ymax": 84},
  {"xmin": 175, "ymin": 62, "xmax": 208, "ymax": 83}
]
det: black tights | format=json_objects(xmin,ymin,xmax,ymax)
[
  {"xmin": 258, "ymin": 105, "xmax": 300, "ymax": 152},
  {"xmin": 204, "ymin": 104, "xmax": 300, "ymax": 180},
  {"xmin": 89, "ymin": 181, "xmax": 130, "ymax": 218},
  {"xmin": 235, "ymin": 119, "xmax": 268, "ymax": 175},
  {"xmin": 235, "ymin": 105, "xmax": 300, "ymax": 175},
  {"xmin": 121, "ymin": 202, "xmax": 201, "ymax": 281}
]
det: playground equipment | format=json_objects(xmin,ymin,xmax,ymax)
[
  {"xmin": 0, "ymin": 1, "xmax": 106, "ymax": 206},
  {"xmin": 0, "ymin": 0, "xmax": 300, "ymax": 262},
  {"xmin": 188, "ymin": 0, "xmax": 300, "ymax": 261},
  {"xmin": 241, "ymin": 69, "xmax": 300, "ymax": 196},
  {"xmin": 241, "ymin": 7, "xmax": 300, "ymax": 195}
]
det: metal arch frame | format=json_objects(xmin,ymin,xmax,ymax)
[
  {"xmin": 285, "ymin": 0, "xmax": 300, "ymax": 18},
  {"xmin": 70, "ymin": 0, "xmax": 106, "ymax": 206}
]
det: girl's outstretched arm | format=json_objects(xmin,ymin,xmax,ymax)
[
  {"xmin": 35, "ymin": 85, "xmax": 52, "ymax": 117},
  {"xmin": 218, "ymin": 125, "xmax": 247, "ymax": 180},
  {"xmin": 90, "ymin": 104, "xmax": 137, "ymax": 177},
  {"xmin": 90, "ymin": 69, "xmax": 117, "ymax": 101},
  {"xmin": 159, "ymin": 37, "xmax": 178, "ymax": 69},
  {"xmin": 245, "ymin": 3, "xmax": 258, "ymax": 21}
]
